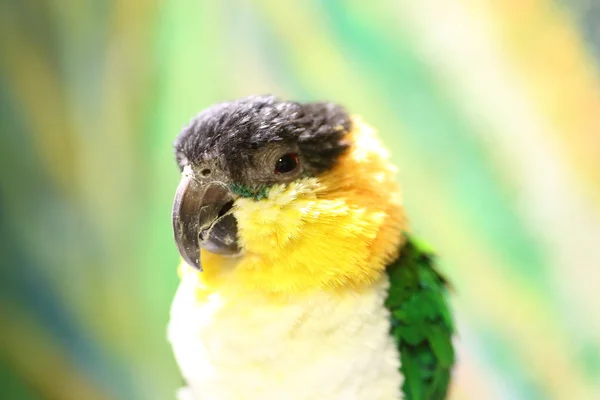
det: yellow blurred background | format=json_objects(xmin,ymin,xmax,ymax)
[{"xmin": 1, "ymin": 1, "xmax": 600, "ymax": 399}]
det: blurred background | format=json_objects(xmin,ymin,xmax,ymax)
[{"xmin": 1, "ymin": 0, "xmax": 600, "ymax": 399}]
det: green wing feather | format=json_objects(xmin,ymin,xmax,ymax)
[{"xmin": 385, "ymin": 234, "xmax": 455, "ymax": 400}]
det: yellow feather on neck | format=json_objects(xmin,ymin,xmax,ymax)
[{"xmin": 186, "ymin": 117, "xmax": 407, "ymax": 295}]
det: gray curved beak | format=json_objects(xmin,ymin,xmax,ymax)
[{"xmin": 172, "ymin": 176, "xmax": 240, "ymax": 270}]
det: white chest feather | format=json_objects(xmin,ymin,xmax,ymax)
[{"xmin": 168, "ymin": 274, "xmax": 403, "ymax": 400}]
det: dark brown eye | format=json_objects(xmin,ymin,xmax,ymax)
[{"xmin": 274, "ymin": 153, "xmax": 299, "ymax": 174}]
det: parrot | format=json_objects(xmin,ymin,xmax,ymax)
[{"xmin": 168, "ymin": 95, "xmax": 455, "ymax": 400}]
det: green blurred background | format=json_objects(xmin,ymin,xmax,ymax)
[{"xmin": 2, "ymin": 1, "xmax": 600, "ymax": 399}]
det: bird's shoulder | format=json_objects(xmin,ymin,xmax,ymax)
[{"xmin": 384, "ymin": 234, "xmax": 455, "ymax": 400}]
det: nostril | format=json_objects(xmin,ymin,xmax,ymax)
[
  {"xmin": 200, "ymin": 168, "xmax": 211, "ymax": 177},
  {"xmin": 217, "ymin": 200, "xmax": 234, "ymax": 218}
]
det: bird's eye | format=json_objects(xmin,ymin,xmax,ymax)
[{"xmin": 274, "ymin": 153, "xmax": 299, "ymax": 174}]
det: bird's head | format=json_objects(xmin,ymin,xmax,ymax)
[{"xmin": 172, "ymin": 96, "xmax": 406, "ymax": 294}]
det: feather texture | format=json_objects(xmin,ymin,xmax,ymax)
[
  {"xmin": 169, "ymin": 265, "xmax": 404, "ymax": 400},
  {"xmin": 385, "ymin": 235, "xmax": 455, "ymax": 399}
]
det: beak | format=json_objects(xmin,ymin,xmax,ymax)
[{"xmin": 172, "ymin": 176, "xmax": 240, "ymax": 270}]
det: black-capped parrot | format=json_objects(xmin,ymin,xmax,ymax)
[{"xmin": 168, "ymin": 96, "xmax": 455, "ymax": 400}]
